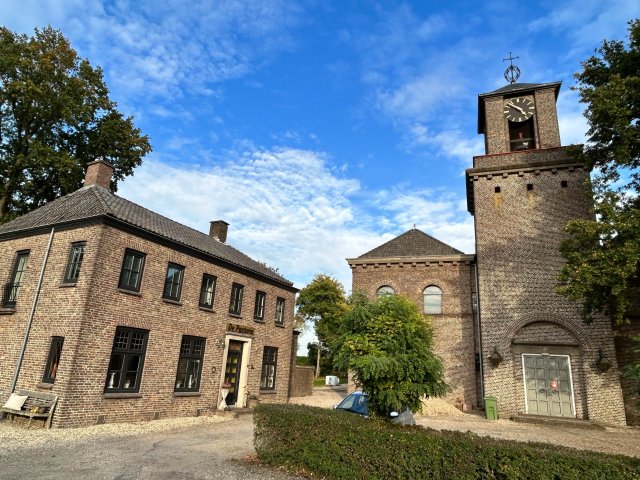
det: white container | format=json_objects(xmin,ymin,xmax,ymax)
[{"xmin": 325, "ymin": 375, "xmax": 340, "ymax": 386}]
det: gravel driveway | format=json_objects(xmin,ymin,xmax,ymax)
[
  {"xmin": 0, "ymin": 414, "xmax": 301, "ymax": 480},
  {"xmin": 2, "ymin": 387, "xmax": 637, "ymax": 480}
]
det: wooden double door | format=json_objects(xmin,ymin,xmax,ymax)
[{"xmin": 523, "ymin": 354, "xmax": 575, "ymax": 417}]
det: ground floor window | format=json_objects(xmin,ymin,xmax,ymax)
[
  {"xmin": 175, "ymin": 336, "xmax": 206, "ymax": 392},
  {"xmin": 260, "ymin": 346, "xmax": 278, "ymax": 390},
  {"xmin": 42, "ymin": 336, "xmax": 64, "ymax": 384},
  {"xmin": 105, "ymin": 327, "xmax": 149, "ymax": 393}
]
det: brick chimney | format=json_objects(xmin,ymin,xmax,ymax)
[
  {"xmin": 84, "ymin": 159, "xmax": 114, "ymax": 189},
  {"xmin": 209, "ymin": 220, "xmax": 229, "ymax": 243}
]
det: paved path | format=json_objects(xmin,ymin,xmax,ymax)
[
  {"xmin": 415, "ymin": 414, "xmax": 640, "ymax": 458},
  {"xmin": 0, "ymin": 415, "xmax": 301, "ymax": 480}
]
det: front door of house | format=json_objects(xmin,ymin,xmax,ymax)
[
  {"xmin": 224, "ymin": 340, "xmax": 243, "ymax": 406},
  {"xmin": 523, "ymin": 354, "xmax": 574, "ymax": 417}
]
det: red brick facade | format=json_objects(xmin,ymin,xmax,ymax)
[
  {"xmin": 0, "ymin": 180, "xmax": 296, "ymax": 428},
  {"xmin": 349, "ymin": 255, "xmax": 478, "ymax": 409}
]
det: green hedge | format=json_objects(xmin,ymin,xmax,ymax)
[{"xmin": 253, "ymin": 403, "xmax": 640, "ymax": 480}]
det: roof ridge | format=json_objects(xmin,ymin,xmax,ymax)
[
  {"xmin": 357, "ymin": 227, "xmax": 464, "ymax": 259},
  {"xmin": 87, "ymin": 185, "xmax": 115, "ymax": 214},
  {"xmin": 0, "ymin": 185, "xmax": 294, "ymax": 287},
  {"xmin": 413, "ymin": 229, "xmax": 464, "ymax": 254}
]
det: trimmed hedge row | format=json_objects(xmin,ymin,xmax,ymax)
[{"xmin": 253, "ymin": 403, "xmax": 640, "ymax": 480}]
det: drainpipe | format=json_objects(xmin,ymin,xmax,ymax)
[
  {"xmin": 473, "ymin": 260, "xmax": 485, "ymax": 402},
  {"xmin": 10, "ymin": 227, "xmax": 55, "ymax": 394}
]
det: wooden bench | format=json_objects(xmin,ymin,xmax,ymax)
[{"xmin": 0, "ymin": 390, "xmax": 58, "ymax": 428}]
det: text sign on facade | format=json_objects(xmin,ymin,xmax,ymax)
[{"xmin": 227, "ymin": 323, "xmax": 255, "ymax": 336}]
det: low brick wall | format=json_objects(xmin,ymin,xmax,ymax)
[{"xmin": 289, "ymin": 366, "xmax": 314, "ymax": 397}]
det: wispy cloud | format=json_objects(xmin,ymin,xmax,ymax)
[
  {"xmin": 407, "ymin": 124, "xmax": 483, "ymax": 167},
  {"xmin": 2, "ymin": 0, "xmax": 302, "ymax": 109},
  {"xmin": 119, "ymin": 146, "xmax": 474, "ymax": 290},
  {"xmin": 528, "ymin": 0, "xmax": 640, "ymax": 58}
]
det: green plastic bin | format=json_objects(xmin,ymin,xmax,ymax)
[{"xmin": 484, "ymin": 396, "xmax": 498, "ymax": 420}]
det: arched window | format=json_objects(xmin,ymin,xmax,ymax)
[
  {"xmin": 423, "ymin": 286, "xmax": 442, "ymax": 314},
  {"xmin": 376, "ymin": 285, "xmax": 395, "ymax": 297}
]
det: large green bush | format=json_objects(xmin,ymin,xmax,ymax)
[
  {"xmin": 333, "ymin": 293, "xmax": 447, "ymax": 416},
  {"xmin": 254, "ymin": 404, "xmax": 640, "ymax": 480}
]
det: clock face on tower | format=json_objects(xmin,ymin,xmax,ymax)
[{"xmin": 503, "ymin": 97, "xmax": 535, "ymax": 122}]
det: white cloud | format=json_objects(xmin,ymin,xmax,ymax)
[
  {"xmin": 1, "ymin": 0, "xmax": 302, "ymax": 108},
  {"xmin": 528, "ymin": 0, "xmax": 640, "ymax": 58},
  {"xmin": 119, "ymin": 146, "xmax": 476, "ymax": 293},
  {"xmin": 377, "ymin": 66, "xmax": 464, "ymax": 122},
  {"xmin": 556, "ymin": 89, "xmax": 589, "ymax": 146},
  {"xmin": 408, "ymin": 123, "xmax": 483, "ymax": 167},
  {"xmin": 373, "ymin": 189, "xmax": 475, "ymax": 253}
]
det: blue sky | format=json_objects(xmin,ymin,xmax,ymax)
[{"xmin": 3, "ymin": 1, "xmax": 639, "ymax": 349}]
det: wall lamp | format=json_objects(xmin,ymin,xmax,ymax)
[
  {"xmin": 596, "ymin": 349, "xmax": 612, "ymax": 373},
  {"xmin": 488, "ymin": 347, "xmax": 503, "ymax": 368}
]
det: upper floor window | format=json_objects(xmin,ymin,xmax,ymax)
[
  {"xmin": 254, "ymin": 291, "xmax": 266, "ymax": 321},
  {"xmin": 63, "ymin": 242, "xmax": 86, "ymax": 283},
  {"xmin": 229, "ymin": 283, "xmax": 244, "ymax": 315},
  {"xmin": 42, "ymin": 336, "xmax": 64, "ymax": 384},
  {"xmin": 376, "ymin": 285, "xmax": 395, "ymax": 297},
  {"xmin": 2, "ymin": 250, "xmax": 29, "ymax": 308},
  {"xmin": 423, "ymin": 285, "xmax": 442, "ymax": 315},
  {"xmin": 175, "ymin": 336, "xmax": 205, "ymax": 392},
  {"xmin": 199, "ymin": 274, "xmax": 217, "ymax": 309},
  {"xmin": 275, "ymin": 297, "xmax": 285, "ymax": 326},
  {"xmin": 163, "ymin": 263, "xmax": 185, "ymax": 301},
  {"xmin": 118, "ymin": 249, "xmax": 145, "ymax": 292},
  {"xmin": 104, "ymin": 327, "xmax": 148, "ymax": 393}
]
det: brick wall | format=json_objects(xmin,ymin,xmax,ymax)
[
  {"xmin": 350, "ymin": 258, "xmax": 478, "ymax": 408},
  {"xmin": 470, "ymin": 150, "xmax": 627, "ymax": 425},
  {"xmin": 614, "ymin": 318, "xmax": 640, "ymax": 425},
  {"xmin": 289, "ymin": 366, "xmax": 314, "ymax": 397},
  {"xmin": 0, "ymin": 221, "xmax": 296, "ymax": 427}
]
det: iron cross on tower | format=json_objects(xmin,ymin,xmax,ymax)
[{"xmin": 503, "ymin": 52, "xmax": 520, "ymax": 84}]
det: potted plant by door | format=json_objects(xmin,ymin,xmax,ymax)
[{"xmin": 246, "ymin": 393, "xmax": 259, "ymax": 409}]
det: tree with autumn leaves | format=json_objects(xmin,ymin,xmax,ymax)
[{"xmin": 0, "ymin": 27, "xmax": 151, "ymax": 223}]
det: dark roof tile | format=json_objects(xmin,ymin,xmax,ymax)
[
  {"xmin": 358, "ymin": 228, "xmax": 464, "ymax": 259},
  {"xmin": 0, "ymin": 185, "xmax": 293, "ymax": 286}
]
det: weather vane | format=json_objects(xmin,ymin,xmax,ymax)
[{"xmin": 503, "ymin": 52, "xmax": 520, "ymax": 84}]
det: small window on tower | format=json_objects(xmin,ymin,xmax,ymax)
[
  {"xmin": 509, "ymin": 118, "xmax": 536, "ymax": 151},
  {"xmin": 527, "ymin": 183, "xmax": 534, "ymax": 191},
  {"xmin": 494, "ymin": 186, "xmax": 501, "ymax": 193},
  {"xmin": 561, "ymin": 180, "xmax": 568, "ymax": 188}
]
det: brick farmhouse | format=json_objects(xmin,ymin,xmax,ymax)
[
  {"xmin": 348, "ymin": 80, "xmax": 639, "ymax": 425},
  {"xmin": 0, "ymin": 160, "xmax": 298, "ymax": 427}
]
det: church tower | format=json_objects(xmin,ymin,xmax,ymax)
[{"xmin": 466, "ymin": 73, "xmax": 627, "ymax": 424}]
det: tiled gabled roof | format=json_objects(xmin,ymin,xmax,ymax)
[
  {"xmin": 357, "ymin": 228, "xmax": 464, "ymax": 259},
  {"xmin": 0, "ymin": 185, "xmax": 293, "ymax": 287}
]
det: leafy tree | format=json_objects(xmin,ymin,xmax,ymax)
[
  {"xmin": 0, "ymin": 26, "xmax": 152, "ymax": 223},
  {"xmin": 296, "ymin": 274, "xmax": 348, "ymax": 377},
  {"xmin": 306, "ymin": 341, "xmax": 343, "ymax": 377},
  {"xmin": 333, "ymin": 293, "xmax": 447, "ymax": 417},
  {"xmin": 557, "ymin": 19, "xmax": 640, "ymax": 325}
]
